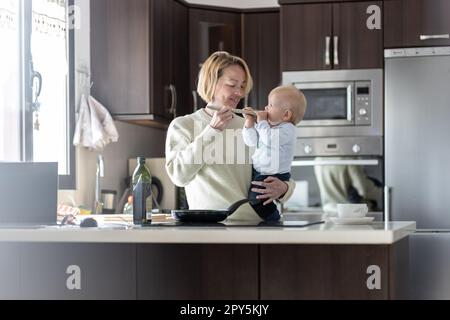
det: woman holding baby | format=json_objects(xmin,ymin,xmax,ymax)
[{"xmin": 165, "ymin": 51, "xmax": 306, "ymax": 221}]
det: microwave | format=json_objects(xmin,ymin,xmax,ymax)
[{"xmin": 283, "ymin": 69, "xmax": 383, "ymax": 139}]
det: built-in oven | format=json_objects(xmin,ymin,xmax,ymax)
[
  {"xmin": 284, "ymin": 157, "xmax": 384, "ymax": 215},
  {"xmin": 283, "ymin": 69, "xmax": 383, "ymax": 139}
]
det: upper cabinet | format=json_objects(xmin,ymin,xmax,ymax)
[
  {"xmin": 189, "ymin": 8, "xmax": 242, "ymax": 111},
  {"xmin": 281, "ymin": 1, "xmax": 383, "ymax": 71},
  {"xmin": 281, "ymin": 4, "xmax": 332, "ymax": 71},
  {"xmin": 384, "ymin": 0, "xmax": 450, "ymax": 48},
  {"xmin": 91, "ymin": 0, "xmax": 189, "ymax": 127},
  {"xmin": 243, "ymin": 10, "xmax": 280, "ymax": 109}
]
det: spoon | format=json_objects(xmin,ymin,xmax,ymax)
[{"xmin": 207, "ymin": 105, "xmax": 257, "ymax": 117}]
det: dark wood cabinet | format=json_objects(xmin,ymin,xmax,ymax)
[
  {"xmin": 260, "ymin": 239, "xmax": 409, "ymax": 300},
  {"xmin": 172, "ymin": 1, "xmax": 190, "ymax": 117},
  {"xmin": 189, "ymin": 8, "xmax": 242, "ymax": 111},
  {"xmin": 91, "ymin": 0, "xmax": 150, "ymax": 116},
  {"xmin": 137, "ymin": 244, "xmax": 259, "ymax": 300},
  {"xmin": 243, "ymin": 10, "xmax": 281, "ymax": 109},
  {"xmin": 281, "ymin": 4, "xmax": 332, "ymax": 71},
  {"xmin": 333, "ymin": 1, "xmax": 383, "ymax": 69},
  {"xmin": 384, "ymin": 0, "xmax": 450, "ymax": 48},
  {"xmin": 0, "ymin": 240, "xmax": 410, "ymax": 300},
  {"xmin": 91, "ymin": 0, "xmax": 189, "ymax": 127},
  {"xmin": 281, "ymin": 1, "xmax": 383, "ymax": 71}
]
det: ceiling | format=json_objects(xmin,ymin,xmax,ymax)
[{"xmin": 184, "ymin": 0, "xmax": 280, "ymax": 9}]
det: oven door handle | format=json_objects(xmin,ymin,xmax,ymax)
[
  {"xmin": 347, "ymin": 83, "xmax": 354, "ymax": 122},
  {"xmin": 291, "ymin": 159, "xmax": 379, "ymax": 167}
]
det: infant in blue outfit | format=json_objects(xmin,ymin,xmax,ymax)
[{"xmin": 242, "ymin": 86, "xmax": 307, "ymax": 221}]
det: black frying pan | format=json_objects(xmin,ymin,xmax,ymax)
[{"xmin": 171, "ymin": 199, "xmax": 250, "ymax": 223}]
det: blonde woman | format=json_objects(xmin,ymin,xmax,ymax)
[{"xmin": 165, "ymin": 52, "xmax": 294, "ymax": 221}]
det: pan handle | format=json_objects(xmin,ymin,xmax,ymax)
[{"xmin": 227, "ymin": 199, "xmax": 250, "ymax": 216}]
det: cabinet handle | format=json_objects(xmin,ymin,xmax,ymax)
[
  {"xmin": 420, "ymin": 34, "xmax": 450, "ymax": 40},
  {"xmin": 167, "ymin": 84, "xmax": 177, "ymax": 117},
  {"xmin": 334, "ymin": 36, "xmax": 339, "ymax": 66},
  {"xmin": 192, "ymin": 90, "xmax": 198, "ymax": 111},
  {"xmin": 325, "ymin": 36, "xmax": 331, "ymax": 66},
  {"xmin": 172, "ymin": 85, "xmax": 177, "ymax": 118}
]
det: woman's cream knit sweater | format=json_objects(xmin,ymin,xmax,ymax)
[{"xmin": 165, "ymin": 109, "xmax": 294, "ymax": 221}]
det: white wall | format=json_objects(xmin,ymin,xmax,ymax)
[
  {"xmin": 59, "ymin": 0, "xmax": 166, "ymax": 211},
  {"xmin": 185, "ymin": 0, "xmax": 279, "ymax": 8}
]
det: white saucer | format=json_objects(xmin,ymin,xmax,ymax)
[{"xmin": 329, "ymin": 217, "xmax": 375, "ymax": 225}]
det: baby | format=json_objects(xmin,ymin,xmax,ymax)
[{"xmin": 242, "ymin": 86, "xmax": 307, "ymax": 221}]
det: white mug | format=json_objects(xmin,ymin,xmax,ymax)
[{"xmin": 336, "ymin": 203, "xmax": 368, "ymax": 218}]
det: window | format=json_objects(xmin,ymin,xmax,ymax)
[{"xmin": 0, "ymin": 0, "xmax": 75, "ymax": 189}]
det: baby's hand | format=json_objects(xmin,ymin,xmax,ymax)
[
  {"xmin": 256, "ymin": 111, "xmax": 269, "ymax": 122},
  {"xmin": 243, "ymin": 107, "xmax": 256, "ymax": 128}
]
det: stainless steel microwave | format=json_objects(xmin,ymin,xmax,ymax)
[{"xmin": 283, "ymin": 69, "xmax": 383, "ymax": 139}]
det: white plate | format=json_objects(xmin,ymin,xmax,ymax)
[{"xmin": 329, "ymin": 217, "xmax": 375, "ymax": 225}]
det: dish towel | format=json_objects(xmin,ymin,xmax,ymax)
[{"xmin": 73, "ymin": 94, "xmax": 119, "ymax": 152}]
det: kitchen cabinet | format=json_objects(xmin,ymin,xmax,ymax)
[
  {"xmin": 0, "ymin": 244, "xmax": 21, "ymax": 299},
  {"xmin": 260, "ymin": 239, "xmax": 409, "ymax": 300},
  {"xmin": 0, "ymin": 243, "xmax": 137, "ymax": 299},
  {"xmin": 0, "ymin": 221, "xmax": 414, "ymax": 300},
  {"xmin": 384, "ymin": 0, "xmax": 450, "ymax": 48},
  {"xmin": 189, "ymin": 8, "xmax": 242, "ymax": 111},
  {"xmin": 136, "ymin": 244, "xmax": 259, "ymax": 299},
  {"xmin": 281, "ymin": 1, "xmax": 383, "ymax": 71},
  {"xmin": 91, "ymin": 0, "xmax": 189, "ymax": 127},
  {"xmin": 243, "ymin": 10, "xmax": 280, "ymax": 109}
]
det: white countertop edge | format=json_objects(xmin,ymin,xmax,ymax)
[{"xmin": 0, "ymin": 222, "xmax": 416, "ymax": 245}]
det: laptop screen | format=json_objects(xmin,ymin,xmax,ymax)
[{"xmin": 0, "ymin": 162, "xmax": 58, "ymax": 226}]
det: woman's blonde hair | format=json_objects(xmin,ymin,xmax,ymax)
[{"xmin": 197, "ymin": 51, "xmax": 253, "ymax": 103}]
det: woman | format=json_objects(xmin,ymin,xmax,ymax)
[{"xmin": 165, "ymin": 52, "xmax": 294, "ymax": 221}]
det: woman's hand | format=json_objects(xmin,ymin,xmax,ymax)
[
  {"xmin": 209, "ymin": 106, "xmax": 233, "ymax": 131},
  {"xmin": 251, "ymin": 177, "xmax": 289, "ymax": 206}
]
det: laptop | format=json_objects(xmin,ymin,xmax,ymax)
[{"xmin": 0, "ymin": 162, "xmax": 58, "ymax": 227}]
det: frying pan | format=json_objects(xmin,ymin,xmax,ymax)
[{"xmin": 171, "ymin": 199, "xmax": 250, "ymax": 223}]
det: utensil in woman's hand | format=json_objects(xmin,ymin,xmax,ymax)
[{"xmin": 207, "ymin": 105, "xmax": 257, "ymax": 117}]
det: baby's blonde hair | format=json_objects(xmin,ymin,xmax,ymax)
[
  {"xmin": 197, "ymin": 51, "xmax": 253, "ymax": 103},
  {"xmin": 269, "ymin": 86, "xmax": 307, "ymax": 125}
]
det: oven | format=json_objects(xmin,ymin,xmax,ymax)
[{"xmin": 284, "ymin": 157, "xmax": 384, "ymax": 215}]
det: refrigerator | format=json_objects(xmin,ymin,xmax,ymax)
[{"xmin": 385, "ymin": 46, "xmax": 450, "ymax": 299}]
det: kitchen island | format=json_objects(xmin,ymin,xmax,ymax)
[{"xmin": 0, "ymin": 218, "xmax": 415, "ymax": 300}]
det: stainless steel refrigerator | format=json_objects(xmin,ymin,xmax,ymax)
[{"xmin": 385, "ymin": 46, "xmax": 450, "ymax": 299}]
